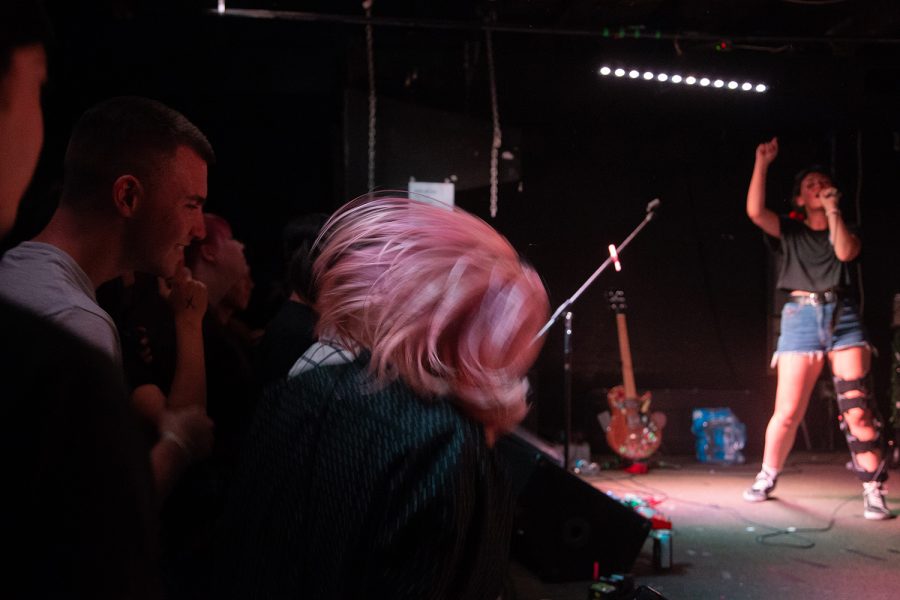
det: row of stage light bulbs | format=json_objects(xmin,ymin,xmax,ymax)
[
  {"xmin": 213, "ymin": 1, "xmax": 769, "ymax": 95},
  {"xmin": 599, "ymin": 66, "xmax": 768, "ymax": 93}
]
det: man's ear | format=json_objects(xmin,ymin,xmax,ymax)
[{"xmin": 112, "ymin": 175, "xmax": 142, "ymax": 217}]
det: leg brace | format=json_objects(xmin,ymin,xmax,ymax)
[{"xmin": 834, "ymin": 375, "xmax": 888, "ymax": 483}]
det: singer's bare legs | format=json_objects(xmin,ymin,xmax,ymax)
[
  {"xmin": 762, "ymin": 353, "xmax": 822, "ymax": 471},
  {"xmin": 763, "ymin": 346, "xmax": 880, "ymax": 472}
]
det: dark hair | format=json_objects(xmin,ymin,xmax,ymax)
[
  {"xmin": 282, "ymin": 213, "xmax": 330, "ymax": 260},
  {"xmin": 283, "ymin": 213, "xmax": 329, "ymax": 301},
  {"xmin": 62, "ymin": 96, "xmax": 215, "ymax": 210},
  {"xmin": 0, "ymin": 0, "xmax": 50, "ymax": 83},
  {"xmin": 791, "ymin": 165, "xmax": 831, "ymax": 200}
]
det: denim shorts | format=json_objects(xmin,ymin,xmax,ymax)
[{"xmin": 772, "ymin": 297, "xmax": 869, "ymax": 365}]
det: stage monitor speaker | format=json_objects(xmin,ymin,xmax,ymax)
[{"xmin": 498, "ymin": 430, "xmax": 652, "ymax": 582}]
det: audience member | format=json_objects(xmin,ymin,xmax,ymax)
[
  {"xmin": 183, "ymin": 212, "xmax": 258, "ymax": 460},
  {"xmin": 220, "ymin": 271, "xmax": 263, "ymax": 347},
  {"xmin": 256, "ymin": 212, "xmax": 329, "ymax": 384},
  {"xmin": 123, "ymin": 213, "xmax": 256, "ymax": 599},
  {"xmin": 211, "ymin": 196, "xmax": 550, "ymax": 599},
  {"xmin": 0, "ymin": 95, "xmax": 216, "ymax": 494},
  {"xmin": 97, "ymin": 266, "xmax": 209, "ymax": 449},
  {"xmin": 0, "ymin": 2, "xmax": 160, "ymax": 597}
]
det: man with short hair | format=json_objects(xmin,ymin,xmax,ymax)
[
  {"xmin": 0, "ymin": 96, "xmax": 213, "ymax": 365},
  {"xmin": 0, "ymin": 95, "xmax": 216, "ymax": 493}
]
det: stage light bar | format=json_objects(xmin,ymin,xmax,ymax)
[{"xmin": 597, "ymin": 65, "xmax": 768, "ymax": 93}]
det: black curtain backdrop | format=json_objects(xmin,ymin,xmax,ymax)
[{"xmin": 15, "ymin": 3, "xmax": 900, "ymax": 456}]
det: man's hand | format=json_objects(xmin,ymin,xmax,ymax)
[
  {"xmin": 158, "ymin": 406, "xmax": 215, "ymax": 463},
  {"xmin": 162, "ymin": 261, "xmax": 208, "ymax": 327}
]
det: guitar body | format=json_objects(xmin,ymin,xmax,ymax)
[
  {"xmin": 603, "ymin": 290, "xmax": 665, "ymax": 462},
  {"xmin": 605, "ymin": 385, "xmax": 661, "ymax": 460}
]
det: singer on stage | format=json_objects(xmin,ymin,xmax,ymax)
[{"xmin": 742, "ymin": 137, "xmax": 892, "ymax": 520}]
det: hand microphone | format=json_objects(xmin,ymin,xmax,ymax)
[{"xmin": 819, "ymin": 188, "xmax": 841, "ymax": 201}]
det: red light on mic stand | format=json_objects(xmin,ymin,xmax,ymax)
[{"xmin": 608, "ymin": 244, "xmax": 622, "ymax": 271}]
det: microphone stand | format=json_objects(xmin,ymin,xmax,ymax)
[{"xmin": 535, "ymin": 199, "xmax": 660, "ymax": 470}]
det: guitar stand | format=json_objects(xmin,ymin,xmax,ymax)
[
  {"xmin": 604, "ymin": 455, "xmax": 680, "ymax": 474},
  {"xmin": 535, "ymin": 199, "xmax": 661, "ymax": 470}
]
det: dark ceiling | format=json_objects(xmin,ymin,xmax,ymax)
[{"xmin": 223, "ymin": 0, "xmax": 900, "ymax": 41}]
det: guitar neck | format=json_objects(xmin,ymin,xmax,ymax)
[{"xmin": 615, "ymin": 312, "xmax": 638, "ymax": 398}]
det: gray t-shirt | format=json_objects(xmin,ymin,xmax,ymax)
[{"xmin": 0, "ymin": 241, "xmax": 122, "ymax": 366}]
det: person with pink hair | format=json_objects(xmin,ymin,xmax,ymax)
[{"xmin": 213, "ymin": 195, "xmax": 549, "ymax": 599}]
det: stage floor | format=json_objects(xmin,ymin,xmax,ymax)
[{"xmin": 509, "ymin": 451, "xmax": 900, "ymax": 600}]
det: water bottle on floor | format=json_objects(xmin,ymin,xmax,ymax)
[{"xmin": 691, "ymin": 407, "xmax": 746, "ymax": 465}]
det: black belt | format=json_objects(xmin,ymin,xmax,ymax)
[{"xmin": 790, "ymin": 290, "xmax": 838, "ymax": 306}]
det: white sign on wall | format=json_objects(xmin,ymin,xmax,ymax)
[{"xmin": 408, "ymin": 179, "xmax": 455, "ymax": 208}]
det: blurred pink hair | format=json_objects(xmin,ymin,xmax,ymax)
[
  {"xmin": 185, "ymin": 213, "xmax": 233, "ymax": 270},
  {"xmin": 314, "ymin": 196, "xmax": 549, "ymax": 434}
]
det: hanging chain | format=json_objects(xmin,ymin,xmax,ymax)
[
  {"xmin": 485, "ymin": 28, "xmax": 502, "ymax": 218},
  {"xmin": 364, "ymin": 1, "xmax": 377, "ymax": 193}
]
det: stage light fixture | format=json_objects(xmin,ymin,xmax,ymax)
[
  {"xmin": 597, "ymin": 65, "xmax": 768, "ymax": 94},
  {"xmin": 218, "ymin": 0, "xmax": 225, "ymax": 14}
]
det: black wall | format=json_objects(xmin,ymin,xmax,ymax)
[{"xmin": 16, "ymin": 4, "xmax": 900, "ymax": 456}]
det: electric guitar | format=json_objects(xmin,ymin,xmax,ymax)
[{"xmin": 604, "ymin": 290, "xmax": 665, "ymax": 461}]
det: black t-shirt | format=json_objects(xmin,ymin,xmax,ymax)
[
  {"xmin": 769, "ymin": 216, "xmax": 855, "ymax": 292},
  {"xmin": 99, "ymin": 277, "xmax": 257, "ymax": 460},
  {"xmin": 0, "ymin": 299, "xmax": 160, "ymax": 599},
  {"xmin": 98, "ymin": 277, "xmax": 258, "ymax": 598}
]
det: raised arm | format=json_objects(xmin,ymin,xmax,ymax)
[
  {"xmin": 163, "ymin": 264, "xmax": 208, "ymax": 411},
  {"xmin": 746, "ymin": 137, "xmax": 781, "ymax": 238}
]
